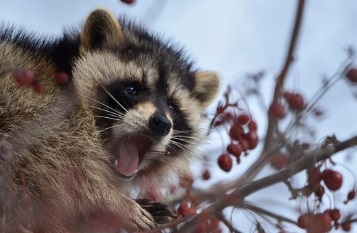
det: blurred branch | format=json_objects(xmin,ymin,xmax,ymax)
[
  {"xmin": 264, "ymin": 0, "xmax": 305, "ymax": 151},
  {"xmin": 233, "ymin": 0, "xmax": 306, "ymax": 187}
]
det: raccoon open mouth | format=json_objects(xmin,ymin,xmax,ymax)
[{"xmin": 115, "ymin": 136, "xmax": 153, "ymax": 178}]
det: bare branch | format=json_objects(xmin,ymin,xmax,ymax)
[{"xmin": 263, "ymin": 0, "xmax": 306, "ymax": 151}]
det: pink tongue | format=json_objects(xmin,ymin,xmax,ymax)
[{"xmin": 116, "ymin": 140, "xmax": 139, "ymax": 177}]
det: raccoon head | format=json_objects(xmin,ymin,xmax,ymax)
[{"xmin": 72, "ymin": 9, "xmax": 219, "ymax": 182}]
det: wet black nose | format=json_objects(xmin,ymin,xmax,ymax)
[{"xmin": 149, "ymin": 113, "xmax": 172, "ymax": 137}]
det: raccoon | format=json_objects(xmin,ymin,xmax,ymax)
[{"xmin": 0, "ymin": 8, "xmax": 219, "ymax": 233}]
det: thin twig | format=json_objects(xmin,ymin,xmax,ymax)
[
  {"xmin": 244, "ymin": 202, "xmax": 297, "ymax": 226},
  {"xmin": 217, "ymin": 213, "xmax": 242, "ymax": 233},
  {"xmin": 263, "ymin": 0, "xmax": 305, "ymax": 151}
]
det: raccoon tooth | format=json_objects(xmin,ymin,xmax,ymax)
[{"xmin": 114, "ymin": 159, "xmax": 118, "ymax": 167}]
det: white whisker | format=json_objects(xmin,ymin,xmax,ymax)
[
  {"xmin": 89, "ymin": 105, "xmax": 124, "ymax": 118},
  {"xmin": 99, "ymin": 123, "xmax": 123, "ymax": 133},
  {"xmin": 95, "ymin": 115, "xmax": 122, "ymax": 121},
  {"xmin": 100, "ymin": 85, "xmax": 128, "ymax": 113},
  {"xmin": 85, "ymin": 95, "xmax": 123, "ymax": 116}
]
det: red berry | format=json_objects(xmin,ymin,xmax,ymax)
[
  {"xmin": 347, "ymin": 190, "xmax": 356, "ymax": 200},
  {"xmin": 315, "ymin": 185, "xmax": 325, "ymax": 199},
  {"xmin": 283, "ymin": 91, "xmax": 293, "ymax": 100},
  {"xmin": 322, "ymin": 169, "xmax": 343, "ymax": 191},
  {"xmin": 235, "ymin": 114, "xmax": 250, "ymax": 125},
  {"xmin": 341, "ymin": 222, "xmax": 352, "ymax": 231},
  {"xmin": 269, "ymin": 102, "xmax": 286, "ymax": 119},
  {"xmin": 217, "ymin": 154, "xmax": 233, "ymax": 172},
  {"xmin": 286, "ymin": 93, "xmax": 305, "ymax": 111},
  {"xmin": 306, "ymin": 213, "xmax": 332, "ymax": 233},
  {"xmin": 14, "ymin": 69, "xmax": 34, "ymax": 86},
  {"xmin": 31, "ymin": 80, "xmax": 44, "ymax": 94},
  {"xmin": 248, "ymin": 120, "xmax": 257, "ymax": 130},
  {"xmin": 246, "ymin": 131, "xmax": 258, "ymax": 149},
  {"xmin": 308, "ymin": 168, "xmax": 322, "ymax": 187},
  {"xmin": 229, "ymin": 123, "xmax": 243, "ymax": 141},
  {"xmin": 202, "ymin": 170, "xmax": 211, "ymax": 180},
  {"xmin": 346, "ymin": 68, "xmax": 357, "ymax": 83},
  {"xmin": 240, "ymin": 139, "xmax": 250, "ymax": 151},
  {"xmin": 177, "ymin": 201, "xmax": 196, "ymax": 216},
  {"xmin": 55, "ymin": 72, "xmax": 70, "ymax": 85},
  {"xmin": 270, "ymin": 153, "xmax": 288, "ymax": 170},
  {"xmin": 329, "ymin": 209, "xmax": 341, "ymax": 222},
  {"xmin": 297, "ymin": 213, "xmax": 312, "ymax": 229},
  {"xmin": 120, "ymin": 0, "xmax": 135, "ymax": 4},
  {"xmin": 227, "ymin": 143, "xmax": 243, "ymax": 157}
]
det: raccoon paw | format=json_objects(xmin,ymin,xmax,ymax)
[
  {"xmin": 136, "ymin": 199, "xmax": 178, "ymax": 225},
  {"xmin": 123, "ymin": 199, "xmax": 157, "ymax": 232}
]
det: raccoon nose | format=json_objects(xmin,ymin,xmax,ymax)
[{"xmin": 149, "ymin": 113, "xmax": 172, "ymax": 137}]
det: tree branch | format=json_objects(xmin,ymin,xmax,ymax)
[
  {"xmin": 263, "ymin": 0, "xmax": 305, "ymax": 151},
  {"xmin": 176, "ymin": 135, "xmax": 357, "ymax": 232}
]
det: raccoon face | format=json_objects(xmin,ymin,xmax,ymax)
[{"xmin": 72, "ymin": 9, "xmax": 219, "ymax": 180}]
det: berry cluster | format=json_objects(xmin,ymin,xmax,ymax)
[
  {"xmin": 308, "ymin": 168, "xmax": 343, "ymax": 192},
  {"xmin": 177, "ymin": 201, "xmax": 221, "ymax": 233},
  {"xmin": 13, "ymin": 69, "xmax": 70, "ymax": 93},
  {"xmin": 298, "ymin": 208, "xmax": 352, "ymax": 232},
  {"xmin": 215, "ymin": 113, "xmax": 258, "ymax": 173},
  {"xmin": 14, "ymin": 69, "xmax": 43, "ymax": 94},
  {"xmin": 269, "ymin": 91, "xmax": 305, "ymax": 119}
]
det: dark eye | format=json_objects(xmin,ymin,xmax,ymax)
[
  {"xmin": 124, "ymin": 85, "xmax": 137, "ymax": 95},
  {"xmin": 169, "ymin": 105, "xmax": 176, "ymax": 115}
]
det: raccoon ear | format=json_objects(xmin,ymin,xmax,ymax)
[
  {"xmin": 80, "ymin": 8, "xmax": 124, "ymax": 51},
  {"xmin": 193, "ymin": 71, "xmax": 220, "ymax": 108}
]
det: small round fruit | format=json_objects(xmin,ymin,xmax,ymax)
[
  {"xmin": 177, "ymin": 201, "xmax": 196, "ymax": 216},
  {"xmin": 236, "ymin": 114, "xmax": 250, "ymax": 125},
  {"xmin": 322, "ymin": 169, "xmax": 343, "ymax": 191},
  {"xmin": 297, "ymin": 213, "xmax": 312, "ymax": 229},
  {"xmin": 227, "ymin": 143, "xmax": 243, "ymax": 157},
  {"xmin": 271, "ymin": 153, "xmax": 288, "ymax": 170},
  {"xmin": 346, "ymin": 68, "xmax": 357, "ymax": 83},
  {"xmin": 14, "ymin": 69, "xmax": 34, "ymax": 86},
  {"xmin": 202, "ymin": 170, "xmax": 211, "ymax": 180},
  {"xmin": 31, "ymin": 80, "xmax": 44, "ymax": 94},
  {"xmin": 248, "ymin": 120, "xmax": 257, "ymax": 130},
  {"xmin": 229, "ymin": 123, "xmax": 243, "ymax": 141},
  {"xmin": 217, "ymin": 154, "xmax": 233, "ymax": 172},
  {"xmin": 269, "ymin": 102, "xmax": 286, "ymax": 119},
  {"xmin": 341, "ymin": 222, "xmax": 352, "ymax": 232},
  {"xmin": 329, "ymin": 209, "xmax": 341, "ymax": 221},
  {"xmin": 315, "ymin": 185, "xmax": 325, "ymax": 199},
  {"xmin": 121, "ymin": 0, "xmax": 135, "ymax": 4},
  {"xmin": 55, "ymin": 72, "xmax": 70, "ymax": 85}
]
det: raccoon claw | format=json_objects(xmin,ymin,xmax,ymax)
[
  {"xmin": 124, "ymin": 199, "xmax": 157, "ymax": 232},
  {"xmin": 136, "ymin": 199, "xmax": 178, "ymax": 225}
]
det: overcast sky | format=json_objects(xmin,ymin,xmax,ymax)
[{"xmin": 1, "ymin": 1, "xmax": 356, "ymax": 232}]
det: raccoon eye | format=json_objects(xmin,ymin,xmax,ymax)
[
  {"xmin": 124, "ymin": 85, "xmax": 137, "ymax": 95},
  {"xmin": 168, "ymin": 105, "xmax": 176, "ymax": 115}
]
